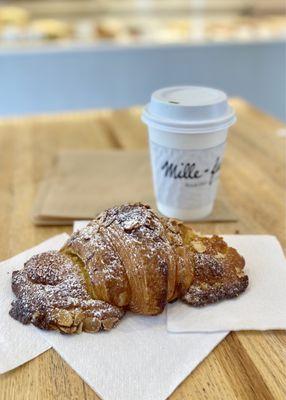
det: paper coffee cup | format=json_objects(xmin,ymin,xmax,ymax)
[{"xmin": 142, "ymin": 86, "xmax": 236, "ymax": 220}]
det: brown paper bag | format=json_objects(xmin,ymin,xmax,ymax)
[{"xmin": 32, "ymin": 150, "xmax": 237, "ymax": 225}]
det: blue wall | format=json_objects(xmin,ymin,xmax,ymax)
[{"xmin": 0, "ymin": 41, "xmax": 285, "ymax": 120}]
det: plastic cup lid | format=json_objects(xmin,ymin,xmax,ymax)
[{"xmin": 142, "ymin": 86, "xmax": 236, "ymax": 134}]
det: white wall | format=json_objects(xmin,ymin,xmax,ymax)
[{"xmin": 0, "ymin": 41, "xmax": 285, "ymax": 120}]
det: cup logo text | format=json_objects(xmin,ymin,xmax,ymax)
[{"xmin": 161, "ymin": 157, "xmax": 221, "ymax": 185}]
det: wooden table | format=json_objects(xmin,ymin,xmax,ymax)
[{"xmin": 0, "ymin": 99, "xmax": 285, "ymax": 400}]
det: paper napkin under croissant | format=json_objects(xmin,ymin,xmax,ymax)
[
  {"xmin": 35, "ymin": 222, "xmax": 286, "ymax": 400},
  {"xmin": 0, "ymin": 229, "xmax": 227, "ymax": 399},
  {"xmin": 2, "ymin": 226, "xmax": 286, "ymax": 400},
  {"xmin": 0, "ymin": 234, "xmax": 68, "ymax": 374},
  {"xmin": 167, "ymin": 235, "xmax": 286, "ymax": 333}
]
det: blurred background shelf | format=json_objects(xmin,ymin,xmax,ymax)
[
  {"xmin": 1, "ymin": 0, "xmax": 285, "ymax": 45},
  {"xmin": 0, "ymin": 0, "xmax": 285, "ymax": 120},
  {"xmin": 3, "ymin": 0, "xmax": 286, "ymax": 19}
]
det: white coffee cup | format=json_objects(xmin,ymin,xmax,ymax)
[{"xmin": 141, "ymin": 86, "xmax": 236, "ymax": 220}]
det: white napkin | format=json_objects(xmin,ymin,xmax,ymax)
[
  {"xmin": 3, "ymin": 223, "xmax": 285, "ymax": 400},
  {"xmin": 167, "ymin": 235, "xmax": 286, "ymax": 333},
  {"xmin": 0, "ymin": 233, "xmax": 68, "ymax": 374},
  {"xmin": 40, "ymin": 310, "xmax": 227, "ymax": 400},
  {"xmin": 35, "ymin": 221, "xmax": 226, "ymax": 400}
]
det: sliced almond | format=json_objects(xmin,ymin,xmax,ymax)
[
  {"xmin": 102, "ymin": 317, "xmax": 118, "ymax": 330},
  {"xmin": 235, "ymin": 267, "xmax": 245, "ymax": 278},
  {"xmin": 74, "ymin": 311, "xmax": 84, "ymax": 325},
  {"xmin": 55, "ymin": 309, "xmax": 73, "ymax": 327},
  {"xmin": 117, "ymin": 291, "xmax": 128, "ymax": 307},
  {"xmin": 59, "ymin": 326, "xmax": 76, "ymax": 334},
  {"xmin": 76, "ymin": 322, "xmax": 83, "ymax": 334},
  {"xmin": 192, "ymin": 241, "xmax": 206, "ymax": 253},
  {"xmin": 215, "ymin": 252, "xmax": 226, "ymax": 259},
  {"xmin": 83, "ymin": 317, "xmax": 101, "ymax": 333}
]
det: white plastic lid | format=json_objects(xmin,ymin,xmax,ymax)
[{"xmin": 142, "ymin": 86, "xmax": 236, "ymax": 134}]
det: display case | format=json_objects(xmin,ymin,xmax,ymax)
[
  {"xmin": 0, "ymin": 1, "xmax": 285, "ymax": 46},
  {"xmin": 0, "ymin": 1, "xmax": 285, "ymax": 120}
]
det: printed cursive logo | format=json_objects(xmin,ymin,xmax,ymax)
[
  {"xmin": 161, "ymin": 157, "xmax": 221, "ymax": 185},
  {"xmin": 209, "ymin": 157, "xmax": 221, "ymax": 185}
]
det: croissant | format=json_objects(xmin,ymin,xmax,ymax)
[{"xmin": 10, "ymin": 203, "xmax": 248, "ymax": 334}]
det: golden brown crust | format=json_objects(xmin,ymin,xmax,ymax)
[
  {"xmin": 62, "ymin": 220, "xmax": 131, "ymax": 308},
  {"xmin": 9, "ymin": 203, "xmax": 248, "ymax": 333},
  {"xmin": 160, "ymin": 217, "xmax": 195, "ymax": 301},
  {"xmin": 181, "ymin": 235, "xmax": 249, "ymax": 306},
  {"xmin": 10, "ymin": 251, "xmax": 124, "ymax": 333},
  {"xmin": 63, "ymin": 203, "xmax": 195, "ymax": 315}
]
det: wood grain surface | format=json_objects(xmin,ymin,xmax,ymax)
[{"xmin": 0, "ymin": 99, "xmax": 285, "ymax": 400}]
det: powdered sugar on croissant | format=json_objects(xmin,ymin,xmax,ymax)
[{"xmin": 10, "ymin": 203, "xmax": 248, "ymax": 333}]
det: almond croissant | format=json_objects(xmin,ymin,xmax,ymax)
[{"xmin": 10, "ymin": 203, "xmax": 248, "ymax": 334}]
